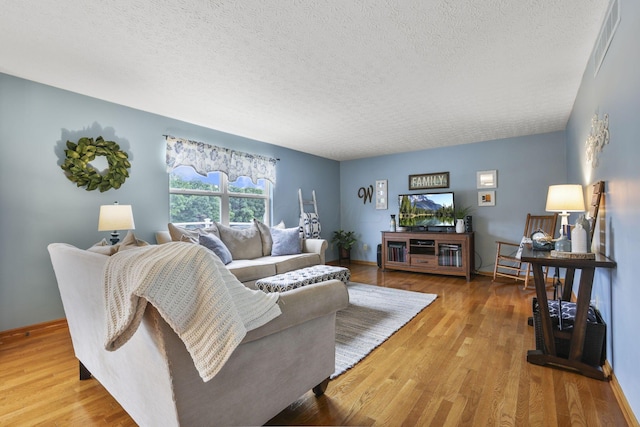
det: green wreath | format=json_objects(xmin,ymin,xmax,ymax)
[{"xmin": 61, "ymin": 136, "xmax": 131, "ymax": 192}]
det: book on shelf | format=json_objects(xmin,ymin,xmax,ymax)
[
  {"xmin": 387, "ymin": 243, "xmax": 407, "ymax": 262},
  {"xmin": 439, "ymin": 245, "xmax": 462, "ymax": 267}
]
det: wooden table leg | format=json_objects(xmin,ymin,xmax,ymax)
[
  {"xmin": 562, "ymin": 268, "xmax": 575, "ymax": 301},
  {"xmin": 568, "ymin": 267, "xmax": 596, "ymax": 361},
  {"xmin": 531, "ymin": 263, "xmax": 556, "ymax": 356}
]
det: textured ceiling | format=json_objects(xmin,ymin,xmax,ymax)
[{"xmin": 0, "ymin": 1, "xmax": 609, "ymax": 161}]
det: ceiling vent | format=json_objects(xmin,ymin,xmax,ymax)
[{"xmin": 593, "ymin": 0, "xmax": 620, "ymax": 76}]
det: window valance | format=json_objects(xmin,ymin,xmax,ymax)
[{"xmin": 165, "ymin": 136, "xmax": 277, "ymax": 184}]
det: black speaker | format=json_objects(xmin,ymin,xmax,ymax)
[
  {"xmin": 465, "ymin": 215, "xmax": 473, "ymax": 232},
  {"xmin": 377, "ymin": 244, "xmax": 382, "ymax": 268}
]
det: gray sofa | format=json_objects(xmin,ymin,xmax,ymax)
[
  {"xmin": 157, "ymin": 221, "xmax": 328, "ymax": 289},
  {"xmin": 48, "ymin": 243, "xmax": 349, "ymax": 426}
]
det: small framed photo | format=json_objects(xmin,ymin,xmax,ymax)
[
  {"xmin": 478, "ymin": 190, "xmax": 495, "ymax": 206},
  {"xmin": 476, "ymin": 170, "xmax": 497, "ymax": 189},
  {"xmin": 375, "ymin": 179, "xmax": 388, "ymax": 210}
]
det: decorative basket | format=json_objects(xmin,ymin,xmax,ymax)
[{"xmin": 532, "ymin": 298, "xmax": 606, "ymax": 367}]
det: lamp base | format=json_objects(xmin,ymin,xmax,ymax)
[
  {"xmin": 109, "ymin": 231, "xmax": 120, "ymax": 246},
  {"xmin": 558, "ymin": 212, "xmax": 570, "ymax": 236}
]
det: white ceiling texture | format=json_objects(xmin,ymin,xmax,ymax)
[{"xmin": 0, "ymin": 1, "xmax": 610, "ymax": 161}]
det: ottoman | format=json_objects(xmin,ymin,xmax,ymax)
[{"xmin": 256, "ymin": 265, "xmax": 351, "ymax": 293}]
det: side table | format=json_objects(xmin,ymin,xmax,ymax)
[{"xmin": 521, "ymin": 248, "xmax": 616, "ymax": 380}]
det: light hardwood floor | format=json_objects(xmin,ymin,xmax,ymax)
[{"xmin": 0, "ymin": 264, "xmax": 632, "ymax": 426}]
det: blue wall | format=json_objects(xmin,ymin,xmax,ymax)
[
  {"xmin": 0, "ymin": 73, "xmax": 340, "ymax": 331},
  {"xmin": 565, "ymin": 0, "xmax": 640, "ymax": 416},
  {"xmin": 340, "ymin": 132, "xmax": 567, "ymax": 270}
]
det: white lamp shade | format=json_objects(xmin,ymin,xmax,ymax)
[
  {"xmin": 98, "ymin": 205, "xmax": 135, "ymax": 231},
  {"xmin": 545, "ymin": 185, "xmax": 585, "ymax": 212}
]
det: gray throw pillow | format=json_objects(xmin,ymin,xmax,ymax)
[
  {"xmin": 271, "ymin": 227, "xmax": 302, "ymax": 256},
  {"xmin": 215, "ymin": 222, "xmax": 263, "ymax": 260},
  {"xmin": 254, "ymin": 219, "xmax": 273, "ymax": 256},
  {"xmin": 199, "ymin": 234, "xmax": 233, "ymax": 265},
  {"xmin": 254, "ymin": 219, "xmax": 286, "ymax": 256},
  {"xmin": 168, "ymin": 222, "xmax": 219, "ymax": 243}
]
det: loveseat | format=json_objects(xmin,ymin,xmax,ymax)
[
  {"xmin": 48, "ymin": 242, "xmax": 349, "ymax": 426},
  {"xmin": 156, "ymin": 220, "xmax": 328, "ymax": 289}
]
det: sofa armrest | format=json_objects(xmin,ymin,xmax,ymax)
[
  {"xmin": 243, "ymin": 280, "xmax": 348, "ymax": 344},
  {"xmin": 302, "ymin": 238, "xmax": 328, "ymax": 264}
]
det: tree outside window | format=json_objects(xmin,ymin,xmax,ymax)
[{"xmin": 169, "ymin": 166, "xmax": 270, "ymax": 228}]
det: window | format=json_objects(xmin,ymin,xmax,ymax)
[{"xmin": 169, "ymin": 166, "xmax": 270, "ymax": 228}]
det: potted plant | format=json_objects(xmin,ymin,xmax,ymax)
[
  {"xmin": 454, "ymin": 205, "xmax": 474, "ymax": 220},
  {"xmin": 454, "ymin": 206, "xmax": 474, "ymax": 233},
  {"xmin": 331, "ymin": 229, "xmax": 357, "ymax": 262}
]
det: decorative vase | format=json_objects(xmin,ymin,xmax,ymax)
[
  {"xmin": 571, "ymin": 214, "xmax": 591, "ymax": 253},
  {"xmin": 555, "ymin": 234, "xmax": 571, "ymax": 252},
  {"xmin": 390, "ymin": 214, "xmax": 396, "ymax": 232},
  {"xmin": 455, "ymin": 218, "xmax": 465, "ymax": 233}
]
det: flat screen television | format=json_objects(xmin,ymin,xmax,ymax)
[{"xmin": 398, "ymin": 192, "xmax": 455, "ymax": 229}]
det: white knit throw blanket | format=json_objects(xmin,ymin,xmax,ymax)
[{"xmin": 103, "ymin": 242, "xmax": 281, "ymax": 382}]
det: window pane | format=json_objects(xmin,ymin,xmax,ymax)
[
  {"xmin": 170, "ymin": 166, "xmax": 221, "ymax": 192},
  {"xmin": 169, "ymin": 194, "xmax": 221, "ymax": 226},
  {"xmin": 229, "ymin": 196, "xmax": 266, "ymax": 224},
  {"xmin": 169, "ymin": 166, "xmax": 270, "ymax": 226},
  {"xmin": 229, "ymin": 176, "xmax": 266, "ymax": 194}
]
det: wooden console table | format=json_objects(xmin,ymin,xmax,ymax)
[
  {"xmin": 381, "ymin": 231, "xmax": 474, "ymax": 281},
  {"xmin": 521, "ymin": 248, "xmax": 616, "ymax": 380}
]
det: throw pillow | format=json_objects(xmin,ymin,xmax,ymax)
[
  {"xmin": 168, "ymin": 223, "xmax": 219, "ymax": 243},
  {"xmin": 199, "ymin": 234, "xmax": 233, "ymax": 265},
  {"xmin": 117, "ymin": 231, "xmax": 150, "ymax": 252},
  {"xmin": 253, "ymin": 219, "xmax": 273, "ymax": 256},
  {"xmin": 215, "ymin": 222, "xmax": 263, "ymax": 260},
  {"xmin": 87, "ymin": 238, "xmax": 119, "ymax": 255},
  {"xmin": 271, "ymin": 227, "xmax": 302, "ymax": 256},
  {"xmin": 87, "ymin": 232, "xmax": 149, "ymax": 255}
]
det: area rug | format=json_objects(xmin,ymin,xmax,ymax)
[{"xmin": 332, "ymin": 282, "xmax": 437, "ymax": 378}]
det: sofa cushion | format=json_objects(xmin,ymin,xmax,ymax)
[
  {"xmin": 226, "ymin": 258, "xmax": 277, "ymax": 283},
  {"xmin": 216, "ymin": 222, "xmax": 263, "ymax": 260},
  {"xmin": 271, "ymin": 227, "xmax": 302, "ymax": 256},
  {"xmin": 168, "ymin": 223, "xmax": 219, "ymax": 243},
  {"xmin": 273, "ymin": 253, "xmax": 322, "ymax": 274},
  {"xmin": 199, "ymin": 234, "xmax": 233, "ymax": 265}
]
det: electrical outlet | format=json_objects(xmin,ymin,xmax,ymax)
[{"xmin": 363, "ymin": 243, "xmax": 368, "ymax": 251}]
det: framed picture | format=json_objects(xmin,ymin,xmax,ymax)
[
  {"xmin": 478, "ymin": 190, "xmax": 495, "ymax": 206},
  {"xmin": 476, "ymin": 170, "xmax": 497, "ymax": 189},
  {"xmin": 375, "ymin": 179, "xmax": 388, "ymax": 210},
  {"xmin": 408, "ymin": 172, "xmax": 449, "ymax": 190}
]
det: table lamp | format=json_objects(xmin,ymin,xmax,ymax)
[
  {"xmin": 98, "ymin": 202, "xmax": 135, "ymax": 245},
  {"xmin": 545, "ymin": 184, "xmax": 585, "ymax": 236}
]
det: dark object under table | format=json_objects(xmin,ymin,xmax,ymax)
[{"xmin": 520, "ymin": 248, "xmax": 615, "ymax": 381}]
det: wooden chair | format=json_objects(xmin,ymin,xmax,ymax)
[{"xmin": 493, "ymin": 213, "xmax": 558, "ymax": 289}]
